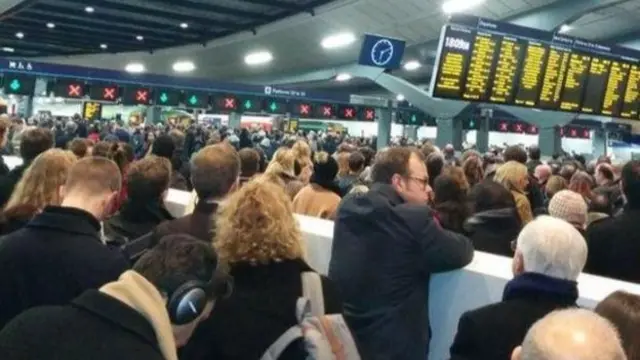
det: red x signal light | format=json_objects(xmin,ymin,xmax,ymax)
[
  {"xmin": 67, "ymin": 84, "xmax": 82, "ymax": 97},
  {"xmin": 224, "ymin": 97, "xmax": 236, "ymax": 109},
  {"xmin": 322, "ymin": 106, "xmax": 333, "ymax": 117},
  {"xmin": 343, "ymin": 107, "xmax": 355, "ymax": 118},
  {"xmin": 365, "ymin": 109, "xmax": 375, "ymax": 120},
  {"xmin": 300, "ymin": 104, "xmax": 310, "ymax": 115},
  {"xmin": 103, "ymin": 87, "xmax": 117, "ymax": 100},
  {"xmin": 136, "ymin": 89, "xmax": 149, "ymax": 102},
  {"xmin": 499, "ymin": 122, "xmax": 508, "ymax": 131}
]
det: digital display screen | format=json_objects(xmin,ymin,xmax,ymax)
[
  {"xmin": 213, "ymin": 95, "xmax": 238, "ymax": 112},
  {"xmin": 123, "ymin": 87, "xmax": 152, "ymax": 105},
  {"xmin": 54, "ymin": 80, "xmax": 85, "ymax": 99},
  {"xmin": 3, "ymin": 75, "xmax": 36, "ymax": 96},
  {"xmin": 289, "ymin": 102, "xmax": 313, "ymax": 117},
  {"xmin": 154, "ymin": 89, "xmax": 181, "ymax": 107},
  {"xmin": 430, "ymin": 16, "xmax": 640, "ymax": 118},
  {"xmin": 264, "ymin": 99, "xmax": 287, "ymax": 114},
  {"xmin": 89, "ymin": 84, "xmax": 119, "ymax": 102},
  {"xmin": 184, "ymin": 92, "xmax": 208, "ymax": 108},
  {"xmin": 82, "ymin": 102, "xmax": 102, "ymax": 121},
  {"xmin": 339, "ymin": 105, "xmax": 358, "ymax": 120},
  {"xmin": 315, "ymin": 104, "xmax": 335, "ymax": 119},
  {"xmin": 361, "ymin": 107, "xmax": 376, "ymax": 121}
]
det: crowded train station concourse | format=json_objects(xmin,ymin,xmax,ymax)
[{"xmin": 1, "ymin": 0, "xmax": 640, "ymax": 359}]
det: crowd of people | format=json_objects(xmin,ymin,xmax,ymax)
[{"xmin": 0, "ymin": 112, "xmax": 637, "ymax": 359}]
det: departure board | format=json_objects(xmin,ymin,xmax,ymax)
[
  {"xmin": 559, "ymin": 54, "xmax": 591, "ymax": 112},
  {"xmin": 513, "ymin": 41, "xmax": 548, "ymax": 107},
  {"xmin": 538, "ymin": 47, "xmax": 570, "ymax": 109},
  {"xmin": 462, "ymin": 32, "xmax": 499, "ymax": 101},
  {"xmin": 621, "ymin": 65, "xmax": 640, "ymax": 119},
  {"xmin": 489, "ymin": 36, "xmax": 522, "ymax": 103},
  {"xmin": 581, "ymin": 57, "xmax": 611, "ymax": 114},
  {"xmin": 432, "ymin": 26, "xmax": 475, "ymax": 99},
  {"xmin": 601, "ymin": 61, "xmax": 630, "ymax": 117},
  {"xmin": 430, "ymin": 15, "xmax": 640, "ymax": 119}
]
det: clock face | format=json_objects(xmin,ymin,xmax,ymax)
[{"xmin": 371, "ymin": 39, "xmax": 394, "ymax": 66}]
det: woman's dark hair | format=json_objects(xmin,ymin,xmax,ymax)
[
  {"xmin": 433, "ymin": 173, "xmax": 469, "ymax": 233},
  {"xmin": 595, "ymin": 291, "xmax": 640, "ymax": 360},
  {"xmin": 92, "ymin": 141, "xmax": 133, "ymax": 174},
  {"xmin": 468, "ymin": 180, "xmax": 517, "ymax": 214},
  {"xmin": 426, "ymin": 152, "xmax": 444, "ymax": 188}
]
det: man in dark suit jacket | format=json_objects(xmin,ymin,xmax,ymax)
[
  {"xmin": 329, "ymin": 147, "xmax": 474, "ymax": 360},
  {"xmin": 0, "ymin": 157, "xmax": 128, "ymax": 329},
  {"xmin": 586, "ymin": 160, "xmax": 640, "ymax": 283},
  {"xmin": 152, "ymin": 143, "xmax": 240, "ymax": 244},
  {"xmin": 450, "ymin": 216, "xmax": 587, "ymax": 360},
  {"xmin": 0, "ymin": 127, "xmax": 53, "ymax": 208},
  {"xmin": 0, "ymin": 235, "xmax": 228, "ymax": 360}
]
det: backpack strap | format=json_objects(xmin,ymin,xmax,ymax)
[
  {"xmin": 301, "ymin": 272, "xmax": 325, "ymax": 317},
  {"xmin": 259, "ymin": 326, "xmax": 303, "ymax": 360}
]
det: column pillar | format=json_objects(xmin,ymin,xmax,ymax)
[
  {"xmin": 404, "ymin": 125, "xmax": 418, "ymax": 141},
  {"xmin": 228, "ymin": 112, "xmax": 242, "ymax": 129},
  {"xmin": 538, "ymin": 127, "xmax": 562, "ymax": 157},
  {"xmin": 376, "ymin": 103, "xmax": 392, "ymax": 150},
  {"xmin": 476, "ymin": 117, "xmax": 490, "ymax": 153},
  {"xmin": 436, "ymin": 118, "xmax": 463, "ymax": 150},
  {"xmin": 145, "ymin": 106, "xmax": 161, "ymax": 125},
  {"xmin": 592, "ymin": 129, "xmax": 607, "ymax": 158},
  {"xmin": 17, "ymin": 96, "xmax": 33, "ymax": 119}
]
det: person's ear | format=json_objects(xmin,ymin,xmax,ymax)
[
  {"xmin": 512, "ymin": 251, "xmax": 525, "ymax": 276},
  {"xmin": 511, "ymin": 345, "xmax": 522, "ymax": 360},
  {"xmin": 391, "ymin": 173, "xmax": 404, "ymax": 191}
]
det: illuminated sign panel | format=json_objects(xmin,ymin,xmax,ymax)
[
  {"xmin": 3, "ymin": 75, "xmax": 36, "ymax": 96},
  {"xmin": 54, "ymin": 80, "xmax": 85, "ymax": 98},
  {"xmin": 89, "ymin": 84, "xmax": 119, "ymax": 102},
  {"xmin": 123, "ymin": 87, "xmax": 152, "ymax": 105},
  {"xmin": 82, "ymin": 101, "xmax": 102, "ymax": 120},
  {"xmin": 154, "ymin": 89, "xmax": 180, "ymax": 106}
]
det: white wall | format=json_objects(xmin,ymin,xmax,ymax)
[
  {"xmin": 32, "ymin": 99, "xmax": 140, "ymax": 119},
  {"xmin": 465, "ymin": 130, "xmax": 593, "ymax": 154}
]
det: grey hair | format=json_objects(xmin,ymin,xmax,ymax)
[
  {"xmin": 521, "ymin": 309, "xmax": 626, "ymax": 360},
  {"xmin": 516, "ymin": 215, "xmax": 587, "ymax": 280}
]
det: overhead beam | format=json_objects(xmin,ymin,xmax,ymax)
[
  {"xmin": 238, "ymin": 0, "xmax": 305, "ymax": 11},
  {"xmin": 142, "ymin": 0, "xmax": 269, "ymax": 19}
]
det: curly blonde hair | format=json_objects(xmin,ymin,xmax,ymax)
[
  {"xmin": 4, "ymin": 149, "xmax": 77, "ymax": 217},
  {"xmin": 214, "ymin": 177, "xmax": 304, "ymax": 265}
]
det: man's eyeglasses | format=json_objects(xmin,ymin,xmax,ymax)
[{"xmin": 407, "ymin": 176, "xmax": 429, "ymax": 189}]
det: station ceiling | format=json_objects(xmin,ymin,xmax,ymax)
[
  {"xmin": 0, "ymin": 0, "xmax": 334, "ymax": 57},
  {"xmin": 4, "ymin": 0, "xmax": 640, "ymax": 98}
]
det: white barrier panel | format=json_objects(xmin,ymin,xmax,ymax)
[{"xmin": 165, "ymin": 190, "xmax": 640, "ymax": 360}]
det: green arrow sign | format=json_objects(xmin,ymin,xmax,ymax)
[
  {"xmin": 9, "ymin": 79, "xmax": 20, "ymax": 91},
  {"xmin": 269, "ymin": 102, "xmax": 278, "ymax": 112},
  {"xmin": 244, "ymin": 100, "xmax": 252, "ymax": 109},
  {"xmin": 188, "ymin": 95, "xmax": 198, "ymax": 105},
  {"xmin": 411, "ymin": 114, "xmax": 417, "ymax": 124},
  {"xmin": 159, "ymin": 92, "xmax": 168, "ymax": 103},
  {"xmin": 469, "ymin": 120, "xmax": 475, "ymax": 128}
]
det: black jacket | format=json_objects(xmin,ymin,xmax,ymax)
[
  {"xmin": 0, "ymin": 162, "xmax": 29, "ymax": 209},
  {"xmin": 328, "ymin": 183, "xmax": 474, "ymax": 360},
  {"xmin": 586, "ymin": 207, "xmax": 640, "ymax": 283},
  {"xmin": 181, "ymin": 259, "xmax": 342, "ymax": 360},
  {"xmin": 152, "ymin": 201, "xmax": 218, "ymax": 244},
  {"xmin": 449, "ymin": 273, "xmax": 578, "ymax": 360},
  {"xmin": 464, "ymin": 208, "xmax": 521, "ymax": 257},
  {"xmin": 104, "ymin": 199, "xmax": 174, "ymax": 245},
  {"xmin": 0, "ymin": 156, "xmax": 9, "ymax": 178},
  {"xmin": 0, "ymin": 290, "xmax": 164, "ymax": 360},
  {"xmin": 0, "ymin": 206, "xmax": 129, "ymax": 329}
]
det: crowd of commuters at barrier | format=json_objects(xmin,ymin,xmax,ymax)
[{"xmin": 0, "ymin": 112, "xmax": 638, "ymax": 359}]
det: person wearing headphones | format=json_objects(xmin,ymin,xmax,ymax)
[{"xmin": 0, "ymin": 234, "xmax": 232, "ymax": 360}]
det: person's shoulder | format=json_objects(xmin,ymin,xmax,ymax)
[{"xmin": 1, "ymin": 304, "xmax": 72, "ymax": 337}]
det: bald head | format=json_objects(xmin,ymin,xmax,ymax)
[
  {"xmin": 513, "ymin": 309, "xmax": 626, "ymax": 360},
  {"xmin": 535, "ymin": 164, "xmax": 552, "ymax": 184}
]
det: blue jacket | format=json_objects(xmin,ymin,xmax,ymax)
[{"xmin": 328, "ymin": 183, "xmax": 474, "ymax": 359}]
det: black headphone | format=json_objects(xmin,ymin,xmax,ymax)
[{"xmin": 163, "ymin": 271, "xmax": 233, "ymax": 326}]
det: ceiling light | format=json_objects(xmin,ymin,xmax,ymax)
[
  {"xmin": 403, "ymin": 60, "xmax": 421, "ymax": 71},
  {"xmin": 1, "ymin": 47, "xmax": 14, "ymax": 53},
  {"xmin": 85, "ymin": 6, "xmax": 94, "ymax": 13},
  {"xmin": 396, "ymin": 94, "xmax": 406, "ymax": 101},
  {"xmin": 100, "ymin": 43, "xmax": 108, "ymax": 49},
  {"xmin": 172, "ymin": 60, "xmax": 195, "ymax": 73},
  {"xmin": 46, "ymin": 23, "xmax": 55, "ymax": 29},
  {"xmin": 244, "ymin": 51, "xmax": 273, "ymax": 66},
  {"xmin": 125, "ymin": 62, "xmax": 145, "ymax": 73},
  {"xmin": 136, "ymin": 35, "xmax": 144, "ymax": 41},
  {"xmin": 442, "ymin": 0, "xmax": 485, "ymax": 14},
  {"xmin": 15, "ymin": 32, "xmax": 24, "ymax": 39},
  {"xmin": 335, "ymin": 73, "xmax": 352, "ymax": 82},
  {"xmin": 180, "ymin": 22, "xmax": 188, "ymax": 29},
  {"xmin": 559, "ymin": 24, "xmax": 572, "ymax": 34},
  {"xmin": 321, "ymin": 32, "xmax": 356, "ymax": 49}
]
